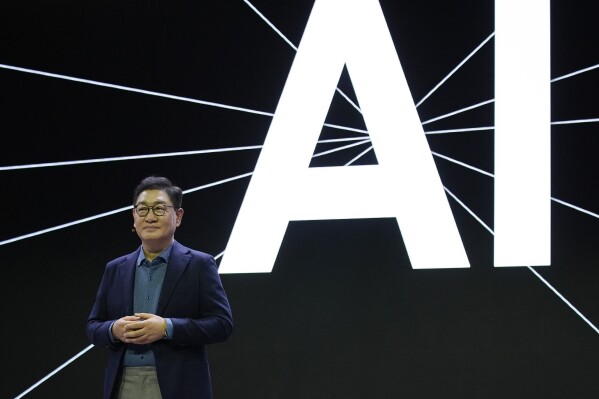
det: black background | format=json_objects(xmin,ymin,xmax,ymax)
[{"xmin": 1, "ymin": 1, "xmax": 599, "ymax": 398}]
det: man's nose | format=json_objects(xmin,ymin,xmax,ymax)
[{"xmin": 145, "ymin": 211, "xmax": 158, "ymax": 221}]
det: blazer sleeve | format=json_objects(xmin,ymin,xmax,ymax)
[
  {"xmin": 167, "ymin": 252, "xmax": 233, "ymax": 347},
  {"xmin": 86, "ymin": 259, "xmax": 127, "ymax": 350}
]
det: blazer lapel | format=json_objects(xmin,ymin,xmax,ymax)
[
  {"xmin": 116, "ymin": 250, "xmax": 138, "ymax": 316},
  {"xmin": 156, "ymin": 241, "xmax": 190, "ymax": 315}
]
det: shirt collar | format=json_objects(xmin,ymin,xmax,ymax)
[{"xmin": 137, "ymin": 242, "xmax": 173, "ymax": 267}]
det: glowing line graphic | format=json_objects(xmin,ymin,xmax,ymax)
[
  {"xmin": 444, "ymin": 187, "xmax": 493, "ymax": 234},
  {"xmin": 6, "ymin": 143, "xmax": 591, "ymax": 251},
  {"xmin": 2, "ymin": 64, "xmax": 374, "ymax": 139},
  {"xmin": 243, "ymin": 1, "xmax": 362, "ymax": 115},
  {"xmin": 0, "ymin": 146, "xmax": 263, "ymax": 171},
  {"xmin": 345, "ymin": 146, "xmax": 374, "ymax": 166},
  {"xmin": 13, "ymin": 344, "xmax": 94, "ymax": 399},
  {"xmin": 0, "ymin": 63, "xmax": 273, "ymax": 117},
  {"xmin": 0, "ymin": 172, "xmax": 253, "ymax": 247},
  {"xmin": 526, "ymin": 266, "xmax": 599, "ymax": 335},
  {"xmin": 431, "ymin": 151, "xmax": 494, "ymax": 177},
  {"xmin": 551, "ymin": 197, "xmax": 599, "ymax": 219},
  {"xmin": 425, "ymin": 126, "xmax": 494, "ymax": 135},
  {"xmin": 0, "ymin": 206, "xmax": 131, "ymax": 246},
  {"xmin": 433, "ymin": 157, "xmax": 599, "ymax": 224},
  {"xmin": 415, "ymin": 32, "xmax": 495, "ymax": 108},
  {"xmin": 322, "ymin": 123, "xmax": 369, "ymax": 135},
  {"xmin": 551, "ymin": 118, "xmax": 599, "ymax": 125},
  {"xmin": 446, "ymin": 190, "xmax": 599, "ymax": 336},
  {"xmin": 1, "ymin": 139, "xmax": 366, "ymax": 171},
  {"xmin": 335, "ymin": 87, "xmax": 362, "ymax": 113},
  {"xmin": 318, "ymin": 137, "xmax": 371, "ymax": 143},
  {"xmin": 312, "ymin": 139, "xmax": 371, "ymax": 158},
  {"xmin": 1, "ymin": 133, "xmax": 379, "ymax": 246},
  {"xmin": 551, "ymin": 63, "xmax": 599, "ymax": 83},
  {"xmin": 182, "ymin": 172, "xmax": 253, "ymax": 195},
  {"xmin": 421, "ymin": 99, "xmax": 495, "ymax": 125},
  {"xmin": 243, "ymin": 0, "xmax": 298, "ymax": 51}
]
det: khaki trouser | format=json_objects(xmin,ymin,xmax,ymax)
[{"xmin": 116, "ymin": 366, "xmax": 162, "ymax": 399}]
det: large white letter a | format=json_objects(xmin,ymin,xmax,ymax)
[{"xmin": 219, "ymin": 0, "xmax": 469, "ymax": 273}]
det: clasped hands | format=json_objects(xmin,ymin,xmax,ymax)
[{"xmin": 112, "ymin": 313, "xmax": 166, "ymax": 344}]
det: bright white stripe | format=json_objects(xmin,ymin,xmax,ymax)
[
  {"xmin": 444, "ymin": 187, "xmax": 493, "ymax": 234},
  {"xmin": 322, "ymin": 123, "xmax": 369, "ymax": 135},
  {"xmin": 0, "ymin": 172, "xmax": 253, "ymax": 247},
  {"xmin": 345, "ymin": 146, "xmax": 374, "ymax": 166},
  {"xmin": 551, "ymin": 197, "xmax": 599, "ymax": 219},
  {"xmin": 13, "ymin": 344, "xmax": 94, "ymax": 399},
  {"xmin": 243, "ymin": 0, "xmax": 298, "ymax": 51},
  {"xmin": 0, "ymin": 145, "xmax": 263, "ymax": 171},
  {"xmin": 0, "ymin": 139, "xmax": 369, "ymax": 171},
  {"xmin": 0, "ymin": 206, "xmax": 131, "ymax": 246},
  {"xmin": 421, "ymin": 99, "xmax": 495, "ymax": 125},
  {"xmin": 447, "ymin": 190, "xmax": 599, "ymax": 335},
  {"xmin": 526, "ymin": 266, "xmax": 599, "ymax": 335},
  {"xmin": 0, "ymin": 63, "xmax": 273, "ymax": 117},
  {"xmin": 431, "ymin": 151, "xmax": 494, "ymax": 177},
  {"xmin": 335, "ymin": 87, "xmax": 362, "ymax": 113},
  {"xmin": 312, "ymin": 139, "xmax": 371, "ymax": 158},
  {"xmin": 551, "ymin": 63, "xmax": 599, "ymax": 83},
  {"xmin": 243, "ymin": 1, "xmax": 363, "ymax": 117},
  {"xmin": 415, "ymin": 32, "xmax": 495, "ymax": 108},
  {"xmin": 551, "ymin": 118, "xmax": 599, "ymax": 125},
  {"xmin": 0, "ymin": 64, "xmax": 371, "ymax": 138},
  {"xmin": 182, "ymin": 172, "xmax": 253, "ymax": 195},
  {"xmin": 318, "ymin": 137, "xmax": 371, "ymax": 143},
  {"xmin": 425, "ymin": 126, "xmax": 494, "ymax": 135}
]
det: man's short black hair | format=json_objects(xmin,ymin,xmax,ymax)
[{"xmin": 133, "ymin": 176, "xmax": 183, "ymax": 208}]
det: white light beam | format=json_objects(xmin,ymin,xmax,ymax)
[
  {"xmin": 345, "ymin": 146, "xmax": 374, "ymax": 166},
  {"xmin": 1, "ymin": 138, "xmax": 367, "ymax": 171},
  {"xmin": 1, "ymin": 64, "xmax": 371, "ymax": 136},
  {"xmin": 13, "ymin": 345, "xmax": 94, "ymax": 399},
  {"xmin": 431, "ymin": 151, "xmax": 494, "ymax": 177},
  {"xmin": 551, "ymin": 197, "xmax": 599, "ymax": 219},
  {"xmin": 527, "ymin": 266, "xmax": 599, "ymax": 335},
  {"xmin": 552, "ymin": 118, "xmax": 599, "ymax": 125},
  {"xmin": 551, "ymin": 63, "xmax": 599, "ymax": 83},
  {"xmin": 243, "ymin": 0, "xmax": 298, "ymax": 51},
  {"xmin": 243, "ymin": 0, "xmax": 362, "ymax": 114},
  {"xmin": 425, "ymin": 126, "xmax": 494, "ymax": 135},
  {"xmin": 0, "ymin": 145, "xmax": 263, "ymax": 171},
  {"xmin": 421, "ymin": 99, "xmax": 494, "ymax": 125},
  {"xmin": 0, "ymin": 63, "xmax": 273, "ymax": 117},
  {"xmin": 415, "ymin": 32, "xmax": 495, "ymax": 108},
  {"xmin": 0, "ymin": 172, "xmax": 253, "ymax": 246},
  {"xmin": 312, "ymin": 139, "xmax": 371, "ymax": 158},
  {"xmin": 444, "ymin": 187, "xmax": 493, "ymax": 234},
  {"xmin": 446, "ymin": 188, "xmax": 599, "ymax": 336}
]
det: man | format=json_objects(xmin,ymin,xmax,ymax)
[{"xmin": 87, "ymin": 176, "xmax": 233, "ymax": 399}]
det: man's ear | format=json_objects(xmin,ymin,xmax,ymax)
[{"xmin": 176, "ymin": 208, "xmax": 184, "ymax": 226}]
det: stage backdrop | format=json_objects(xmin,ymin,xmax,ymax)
[{"xmin": 1, "ymin": 1, "xmax": 598, "ymax": 398}]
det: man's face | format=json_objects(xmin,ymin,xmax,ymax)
[{"xmin": 132, "ymin": 189, "xmax": 183, "ymax": 251}]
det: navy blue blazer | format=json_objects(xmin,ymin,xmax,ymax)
[{"xmin": 87, "ymin": 241, "xmax": 233, "ymax": 399}]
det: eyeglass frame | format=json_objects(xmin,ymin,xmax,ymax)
[{"xmin": 133, "ymin": 203, "xmax": 177, "ymax": 217}]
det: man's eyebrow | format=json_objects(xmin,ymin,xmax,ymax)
[{"xmin": 135, "ymin": 201, "xmax": 169, "ymax": 206}]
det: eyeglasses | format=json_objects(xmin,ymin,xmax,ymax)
[{"xmin": 134, "ymin": 204, "xmax": 175, "ymax": 217}]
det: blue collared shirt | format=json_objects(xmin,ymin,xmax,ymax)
[{"xmin": 121, "ymin": 244, "xmax": 174, "ymax": 367}]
